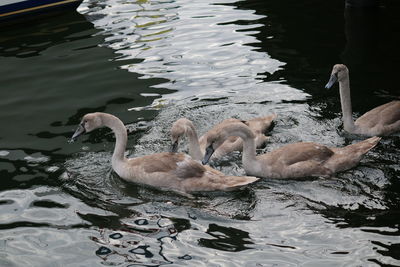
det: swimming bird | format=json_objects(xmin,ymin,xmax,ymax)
[
  {"xmin": 325, "ymin": 64, "xmax": 400, "ymax": 136},
  {"xmin": 202, "ymin": 122, "xmax": 380, "ymax": 179},
  {"xmin": 71, "ymin": 112, "xmax": 259, "ymax": 193},
  {"xmin": 170, "ymin": 115, "xmax": 276, "ymax": 160}
]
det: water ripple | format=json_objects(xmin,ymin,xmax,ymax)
[{"xmin": 80, "ymin": 0, "xmax": 284, "ymax": 102}]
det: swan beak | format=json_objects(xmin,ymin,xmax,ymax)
[
  {"xmin": 325, "ymin": 74, "xmax": 338, "ymax": 89},
  {"xmin": 202, "ymin": 145, "xmax": 215, "ymax": 165},
  {"xmin": 170, "ymin": 141, "xmax": 179, "ymax": 153},
  {"xmin": 71, "ymin": 123, "xmax": 86, "ymax": 141}
]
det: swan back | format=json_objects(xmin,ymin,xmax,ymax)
[{"xmin": 354, "ymin": 100, "xmax": 400, "ymax": 136}]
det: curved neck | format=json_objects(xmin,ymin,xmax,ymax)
[
  {"xmin": 99, "ymin": 113, "xmax": 128, "ymax": 163},
  {"xmin": 185, "ymin": 125, "xmax": 203, "ymax": 160},
  {"xmin": 241, "ymin": 134, "xmax": 257, "ymax": 164},
  {"xmin": 223, "ymin": 124, "xmax": 257, "ymax": 162},
  {"xmin": 339, "ymin": 77, "xmax": 356, "ymax": 132}
]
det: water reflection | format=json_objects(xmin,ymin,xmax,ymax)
[
  {"xmin": 0, "ymin": 148, "xmax": 65, "ymax": 192},
  {"xmin": 85, "ymin": 214, "xmax": 193, "ymax": 266},
  {"xmin": 0, "ymin": 12, "xmax": 92, "ymax": 58},
  {"xmin": 199, "ymin": 223, "xmax": 253, "ymax": 252},
  {"xmin": 0, "ymin": 10, "xmax": 158, "ymax": 153},
  {"xmin": 341, "ymin": 5, "xmax": 400, "ymax": 108},
  {"xmin": 343, "ymin": 8, "xmax": 381, "ymax": 68},
  {"xmin": 80, "ymin": 0, "xmax": 284, "ymax": 101}
]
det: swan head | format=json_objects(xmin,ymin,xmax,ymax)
[
  {"xmin": 201, "ymin": 130, "xmax": 225, "ymax": 165},
  {"xmin": 202, "ymin": 122, "xmax": 254, "ymax": 165},
  {"xmin": 71, "ymin": 113, "xmax": 103, "ymax": 141},
  {"xmin": 325, "ymin": 64, "xmax": 349, "ymax": 89},
  {"xmin": 170, "ymin": 118, "xmax": 194, "ymax": 152}
]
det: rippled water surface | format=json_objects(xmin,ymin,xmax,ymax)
[{"xmin": 1, "ymin": 0, "xmax": 400, "ymax": 266}]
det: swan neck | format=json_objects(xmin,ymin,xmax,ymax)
[
  {"xmin": 226, "ymin": 126, "xmax": 257, "ymax": 161},
  {"xmin": 101, "ymin": 113, "xmax": 128, "ymax": 163},
  {"xmin": 242, "ymin": 136, "xmax": 257, "ymax": 162},
  {"xmin": 186, "ymin": 125, "xmax": 203, "ymax": 160},
  {"xmin": 339, "ymin": 78, "xmax": 355, "ymax": 131}
]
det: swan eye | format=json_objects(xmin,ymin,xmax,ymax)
[{"xmin": 81, "ymin": 120, "xmax": 88, "ymax": 128}]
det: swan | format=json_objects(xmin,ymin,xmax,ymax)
[
  {"xmin": 325, "ymin": 64, "xmax": 400, "ymax": 136},
  {"xmin": 201, "ymin": 122, "xmax": 381, "ymax": 179},
  {"xmin": 71, "ymin": 112, "xmax": 259, "ymax": 193},
  {"xmin": 170, "ymin": 115, "xmax": 276, "ymax": 160}
]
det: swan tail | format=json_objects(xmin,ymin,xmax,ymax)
[
  {"xmin": 326, "ymin": 136, "xmax": 380, "ymax": 174},
  {"xmin": 335, "ymin": 136, "xmax": 381, "ymax": 157},
  {"xmin": 222, "ymin": 175, "xmax": 259, "ymax": 190},
  {"xmin": 351, "ymin": 136, "xmax": 381, "ymax": 154}
]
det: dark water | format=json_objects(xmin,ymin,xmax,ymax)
[{"xmin": 1, "ymin": 0, "xmax": 400, "ymax": 266}]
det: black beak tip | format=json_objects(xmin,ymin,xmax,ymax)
[
  {"xmin": 170, "ymin": 141, "xmax": 178, "ymax": 153},
  {"xmin": 202, "ymin": 145, "xmax": 214, "ymax": 165},
  {"xmin": 70, "ymin": 124, "xmax": 86, "ymax": 143}
]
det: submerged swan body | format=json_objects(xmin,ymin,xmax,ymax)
[
  {"xmin": 71, "ymin": 112, "xmax": 259, "ymax": 193},
  {"xmin": 202, "ymin": 122, "xmax": 380, "ymax": 179},
  {"xmin": 326, "ymin": 64, "xmax": 400, "ymax": 136},
  {"xmin": 170, "ymin": 115, "xmax": 276, "ymax": 160}
]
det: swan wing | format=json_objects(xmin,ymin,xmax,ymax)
[
  {"xmin": 244, "ymin": 114, "xmax": 276, "ymax": 134},
  {"xmin": 262, "ymin": 142, "xmax": 334, "ymax": 165},
  {"xmin": 198, "ymin": 118, "xmax": 241, "ymax": 147},
  {"xmin": 356, "ymin": 100, "xmax": 400, "ymax": 128},
  {"xmin": 129, "ymin": 152, "xmax": 205, "ymax": 179}
]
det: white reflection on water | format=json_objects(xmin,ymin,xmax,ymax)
[{"xmin": 79, "ymin": 0, "xmax": 286, "ymax": 100}]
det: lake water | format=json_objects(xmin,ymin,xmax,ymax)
[{"xmin": 0, "ymin": 0, "xmax": 399, "ymax": 266}]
